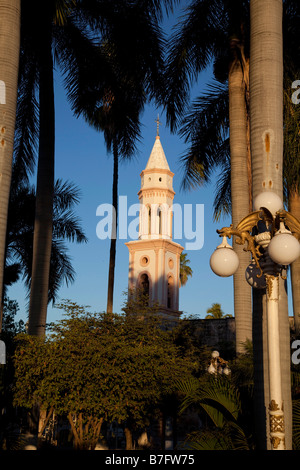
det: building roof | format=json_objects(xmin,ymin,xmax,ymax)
[{"xmin": 145, "ymin": 136, "xmax": 170, "ymax": 171}]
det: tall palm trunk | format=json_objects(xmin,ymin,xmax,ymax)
[
  {"xmin": 125, "ymin": 427, "xmax": 133, "ymax": 450},
  {"xmin": 28, "ymin": 9, "xmax": 54, "ymax": 337},
  {"xmin": 229, "ymin": 57, "xmax": 252, "ymax": 353},
  {"xmin": 289, "ymin": 188, "xmax": 300, "ymax": 333},
  {"xmin": 0, "ymin": 0, "xmax": 20, "ymax": 316},
  {"xmin": 250, "ymin": 0, "xmax": 292, "ymax": 449},
  {"xmin": 106, "ymin": 138, "xmax": 118, "ymax": 314}
]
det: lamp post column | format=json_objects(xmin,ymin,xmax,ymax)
[
  {"xmin": 265, "ymin": 273, "xmax": 285, "ymax": 449},
  {"xmin": 210, "ymin": 195, "xmax": 300, "ymax": 450}
]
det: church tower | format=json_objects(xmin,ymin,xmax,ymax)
[{"xmin": 125, "ymin": 122, "xmax": 184, "ymax": 321}]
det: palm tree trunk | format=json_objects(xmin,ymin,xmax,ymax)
[
  {"xmin": 0, "ymin": 0, "xmax": 20, "ymax": 317},
  {"xmin": 228, "ymin": 58, "xmax": 252, "ymax": 353},
  {"xmin": 28, "ymin": 9, "xmax": 54, "ymax": 337},
  {"xmin": 124, "ymin": 426, "xmax": 133, "ymax": 450},
  {"xmin": 289, "ymin": 188, "xmax": 300, "ymax": 333},
  {"xmin": 106, "ymin": 139, "xmax": 118, "ymax": 314},
  {"xmin": 250, "ymin": 0, "xmax": 292, "ymax": 449}
]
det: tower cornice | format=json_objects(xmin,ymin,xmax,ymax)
[
  {"xmin": 140, "ymin": 168, "xmax": 174, "ymax": 178},
  {"xmin": 125, "ymin": 238, "xmax": 184, "ymax": 255},
  {"xmin": 138, "ymin": 188, "xmax": 175, "ymax": 199}
]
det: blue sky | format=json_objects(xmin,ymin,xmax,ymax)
[
  {"xmin": 7, "ymin": 3, "xmax": 293, "ymax": 324},
  {"xmin": 10, "ymin": 74, "xmax": 236, "ymax": 323}
]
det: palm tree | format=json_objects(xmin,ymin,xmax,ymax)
[
  {"xmin": 16, "ymin": 0, "xmax": 139, "ymax": 335},
  {"xmin": 15, "ymin": 1, "xmax": 88, "ymax": 336},
  {"xmin": 72, "ymin": 1, "xmax": 177, "ymax": 314},
  {"xmin": 176, "ymin": 0, "xmax": 296, "ymax": 449},
  {"xmin": 17, "ymin": 0, "xmax": 178, "ymax": 328},
  {"xmin": 249, "ymin": 0, "xmax": 292, "ymax": 450},
  {"xmin": 87, "ymin": 95, "xmax": 142, "ymax": 315},
  {"xmin": 163, "ymin": 0, "xmax": 252, "ymax": 353},
  {"xmin": 0, "ymin": 0, "xmax": 20, "ymax": 320},
  {"xmin": 75, "ymin": 48, "xmax": 145, "ymax": 314},
  {"xmin": 205, "ymin": 303, "xmax": 232, "ymax": 320},
  {"xmin": 175, "ymin": 375, "xmax": 252, "ymax": 450},
  {"xmin": 180, "ymin": 252, "xmax": 193, "ymax": 287},
  {"xmin": 1, "ymin": 178, "xmax": 87, "ymax": 331},
  {"xmin": 177, "ymin": 1, "xmax": 300, "ymax": 337}
]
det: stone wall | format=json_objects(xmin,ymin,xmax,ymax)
[
  {"xmin": 190, "ymin": 317, "xmax": 236, "ymax": 348},
  {"xmin": 190, "ymin": 316, "xmax": 295, "ymax": 349}
]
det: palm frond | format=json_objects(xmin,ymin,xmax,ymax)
[
  {"xmin": 54, "ymin": 20, "xmax": 114, "ymax": 116},
  {"xmin": 137, "ymin": 0, "xmax": 180, "ymax": 22},
  {"xmin": 53, "ymin": 179, "xmax": 81, "ymax": 211},
  {"xmin": 293, "ymin": 399, "xmax": 300, "ymax": 449},
  {"xmin": 175, "ymin": 376, "xmax": 241, "ymax": 427},
  {"xmin": 13, "ymin": 48, "xmax": 39, "ymax": 186},
  {"xmin": 163, "ymin": 0, "xmax": 226, "ymax": 130},
  {"xmin": 5, "ymin": 178, "xmax": 86, "ymax": 304},
  {"xmin": 213, "ymin": 148, "xmax": 231, "ymax": 221},
  {"xmin": 48, "ymin": 239, "xmax": 76, "ymax": 305},
  {"xmin": 53, "ymin": 210, "xmax": 87, "ymax": 243},
  {"xmin": 179, "ymin": 80, "xmax": 229, "ymax": 142},
  {"xmin": 183, "ymin": 429, "xmax": 232, "ymax": 450},
  {"xmin": 178, "ymin": 81, "xmax": 229, "ymax": 191},
  {"xmin": 53, "ymin": 0, "xmax": 76, "ymax": 26},
  {"xmin": 183, "ymin": 421, "xmax": 250, "ymax": 450}
]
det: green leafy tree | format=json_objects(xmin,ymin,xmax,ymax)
[
  {"xmin": 0, "ymin": 298, "xmax": 25, "ymax": 450},
  {"xmin": 13, "ymin": 299, "xmax": 193, "ymax": 450},
  {"xmin": 171, "ymin": 316, "xmax": 213, "ymax": 376}
]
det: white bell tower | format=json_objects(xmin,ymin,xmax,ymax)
[{"xmin": 125, "ymin": 120, "xmax": 184, "ymax": 321}]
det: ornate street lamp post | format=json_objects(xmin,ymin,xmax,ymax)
[
  {"xmin": 207, "ymin": 350, "xmax": 231, "ymax": 376},
  {"xmin": 210, "ymin": 191, "xmax": 300, "ymax": 450}
]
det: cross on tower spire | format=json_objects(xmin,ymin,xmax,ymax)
[{"xmin": 155, "ymin": 114, "xmax": 162, "ymax": 136}]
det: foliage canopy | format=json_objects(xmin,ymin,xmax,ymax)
[{"xmin": 13, "ymin": 300, "xmax": 193, "ymax": 447}]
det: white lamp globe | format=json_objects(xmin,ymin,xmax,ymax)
[
  {"xmin": 211, "ymin": 350, "xmax": 219, "ymax": 359},
  {"xmin": 208, "ymin": 363, "xmax": 216, "ymax": 374},
  {"xmin": 268, "ymin": 231, "xmax": 300, "ymax": 265},
  {"xmin": 253, "ymin": 191, "xmax": 283, "ymax": 216},
  {"xmin": 210, "ymin": 237, "xmax": 240, "ymax": 277}
]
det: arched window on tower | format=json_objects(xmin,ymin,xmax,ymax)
[
  {"xmin": 157, "ymin": 206, "xmax": 162, "ymax": 235},
  {"xmin": 148, "ymin": 206, "xmax": 151, "ymax": 235},
  {"xmin": 140, "ymin": 273, "xmax": 150, "ymax": 301},
  {"xmin": 167, "ymin": 276, "xmax": 174, "ymax": 309}
]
